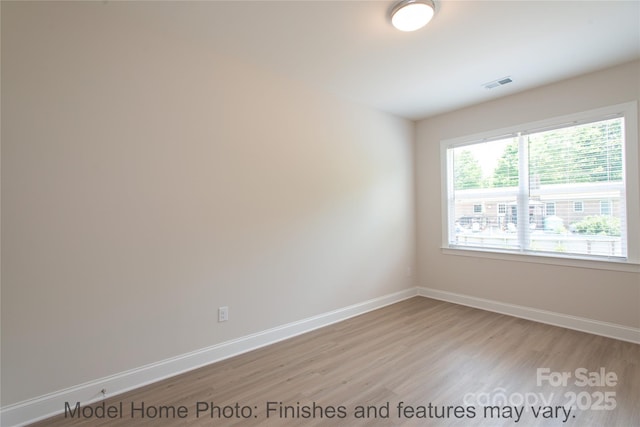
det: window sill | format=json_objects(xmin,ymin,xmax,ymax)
[{"xmin": 441, "ymin": 246, "xmax": 640, "ymax": 273}]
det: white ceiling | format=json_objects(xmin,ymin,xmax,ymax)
[{"xmin": 127, "ymin": 0, "xmax": 640, "ymax": 120}]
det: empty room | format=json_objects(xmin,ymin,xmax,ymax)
[{"xmin": 1, "ymin": 1, "xmax": 639, "ymax": 426}]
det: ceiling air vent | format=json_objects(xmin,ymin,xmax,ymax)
[{"xmin": 483, "ymin": 76, "xmax": 513, "ymax": 89}]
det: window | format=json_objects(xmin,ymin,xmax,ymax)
[
  {"xmin": 545, "ymin": 202, "xmax": 556, "ymax": 216},
  {"xmin": 442, "ymin": 102, "xmax": 638, "ymax": 264}
]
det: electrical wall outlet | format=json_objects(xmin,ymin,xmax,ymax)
[{"xmin": 218, "ymin": 306, "xmax": 229, "ymax": 322}]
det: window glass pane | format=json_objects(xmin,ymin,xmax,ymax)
[
  {"xmin": 527, "ymin": 118, "xmax": 625, "ymax": 257},
  {"xmin": 450, "ymin": 137, "xmax": 520, "ymax": 250}
]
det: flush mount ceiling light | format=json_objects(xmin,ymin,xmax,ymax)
[{"xmin": 390, "ymin": 0, "xmax": 436, "ymax": 32}]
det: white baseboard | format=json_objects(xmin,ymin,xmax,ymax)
[
  {"xmin": 0, "ymin": 288, "xmax": 417, "ymax": 427},
  {"xmin": 417, "ymin": 286, "xmax": 640, "ymax": 344},
  {"xmin": 4, "ymin": 286, "xmax": 638, "ymax": 426}
]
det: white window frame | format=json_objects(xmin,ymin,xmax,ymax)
[
  {"xmin": 440, "ymin": 102, "xmax": 639, "ymax": 272},
  {"xmin": 600, "ymin": 200, "xmax": 611, "ymax": 216}
]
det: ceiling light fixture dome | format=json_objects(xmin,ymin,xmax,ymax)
[{"xmin": 390, "ymin": 0, "xmax": 436, "ymax": 32}]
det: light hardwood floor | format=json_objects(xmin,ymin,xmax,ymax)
[{"xmin": 31, "ymin": 297, "xmax": 639, "ymax": 426}]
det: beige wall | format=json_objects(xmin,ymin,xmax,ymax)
[
  {"xmin": 1, "ymin": 3, "xmax": 415, "ymax": 405},
  {"xmin": 417, "ymin": 60, "xmax": 640, "ymax": 328},
  {"xmin": 4, "ymin": 0, "xmax": 638, "ymax": 412}
]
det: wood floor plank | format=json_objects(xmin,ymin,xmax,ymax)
[{"xmin": 29, "ymin": 297, "xmax": 640, "ymax": 426}]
